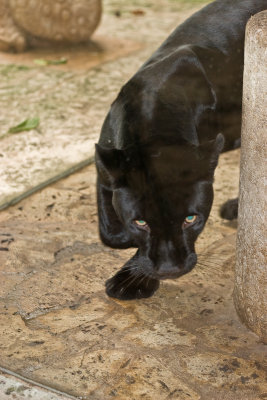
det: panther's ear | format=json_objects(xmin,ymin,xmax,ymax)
[
  {"xmin": 210, "ymin": 133, "xmax": 225, "ymax": 170},
  {"xmin": 95, "ymin": 144, "xmax": 124, "ymax": 186},
  {"xmin": 204, "ymin": 133, "xmax": 225, "ymax": 172},
  {"xmin": 153, "ymin": 46, "xmax": 217, "ymax": 145},
  {"xmin": 196, "ymin": 133, "xmax": 225, "ymax": 179},
  {"xmin": 158, "ymin": 45, "xmax": 217, "ymax": 121}
]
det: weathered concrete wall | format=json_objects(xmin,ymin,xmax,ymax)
[{"xmin": 234, "ymin": 11, "xmax": 267, "ymax": 343}]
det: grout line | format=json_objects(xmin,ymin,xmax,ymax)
[
  {"xmin": 0, "ymin": 366, "xmax": 80, "ymax": 399},
  {"xmin": 0, "ymin": 156, "xmax": 95, "ymax": 211}
]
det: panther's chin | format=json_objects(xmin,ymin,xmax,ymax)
[
  {"xmin": 154, "ymin": 267, "xmax": 194, "ymax": 281},
  {"xmin": 152, "ymin": 253, "xmax": 197, "ymax": 281}
]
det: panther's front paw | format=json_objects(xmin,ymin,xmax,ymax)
[
  {"xmin": 220, "ymin": 198, "xmax": 238, "ymax": 220},
  {"xmin": 105, "ymin": 268, "xmax": 159, "ymax": 300}
]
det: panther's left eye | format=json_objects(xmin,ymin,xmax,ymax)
[
  {"xmin": 134, "ymin": 220, "xmax": 147, "ymax": 227},
  {"xmin": 183, "ymin": 215, "xmax": 198, "ymax": 228},
  {"xmin": 134, "ymin": 220, "xmax": 150, "ymax": 231}
]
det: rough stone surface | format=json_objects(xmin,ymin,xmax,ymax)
[
  {"xmin": 234, "ymin": 11, "xmax": 267, "ymax": 343},
  {"xmin": 0, "ymin": 0, "xmax": 102, "ymax": 51},
  {"xmin": 0, "ymin": 150, "xmax": 267, "ymax": 400}
]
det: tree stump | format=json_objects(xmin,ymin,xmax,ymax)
[{"xmin": 234, "ymin": 11, "xmax": 267, "ymax": 344}]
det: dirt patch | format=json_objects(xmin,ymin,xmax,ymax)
[{"xmin": 0, "ymin": 36, "xmax": 142, "ymax": 71}]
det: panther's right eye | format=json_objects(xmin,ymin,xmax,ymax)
[
  {"xmin": 182, "ymin": 214, "xmax": 198, "ymax": 229},
  {"xmin": 134, "ymin": 220, "xmax": 150, "ymax": 231}
]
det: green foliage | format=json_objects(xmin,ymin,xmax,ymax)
[
  {"xmin": 34, "ymin": 58, "xmax": 68, "ymax": 66},
  {"xmin": 8, "ymin": 117, "xmax": 40, "ymax": 134},
  {"xmin": 0, "ymin": 117, "xmax": 40, "ymax": 139},
  {"xmin": 0, "ymin": 64, "xmax": 29, "ymax": 76}
]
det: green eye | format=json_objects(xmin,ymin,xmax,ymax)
[
  {"xmin": 134, "ymin": 220, "xmax": 151, "ymax": 232},
  {"xmin": 135, "ymin": 220, "xmax": 147, "ymax": 226},
  {"xmin": 184, "ymin": 215, "xmax": 197, "ymax": 225}
]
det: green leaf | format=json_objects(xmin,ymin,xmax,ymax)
[
  {"xmin": 8, "ymin": 117, "xmax": 40, "ymax": 134},
  {"xmin": 48, "ymin": 58, "xmax": 68, "ymax": 65},
  {"xmin": 34, "ymin": 58, "xmax": 68, "ymax": 66},
  {"xmin": 34, "ymin": 59, "xmax": 48, "ymax": 66}
]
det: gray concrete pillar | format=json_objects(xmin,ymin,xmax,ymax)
[{"xmin": 234, "ymin": 11, "xmax": 267, "ymax": 343}]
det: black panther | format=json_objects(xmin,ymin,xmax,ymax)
[{"xmin": 95, "ymin": 0, "xmax": 266, "ymax": 300}]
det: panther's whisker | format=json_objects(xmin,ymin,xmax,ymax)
[
  {"xmin": 196, "ymin": 261, "xmax": 223, "ymax": 270},
  {"xmin": 198, "ymin": 259, "xmax": 229, "ymax": 267},
  {"xmin": 121, "ymin": 266, "xmax": 140, "ymax": 273},
  {"xmin": 197, "ymin": 260, "xmax": 228, "ymax": 267},
  {"xmin": 196, "ymin": 261, "xmax": 222, "ymax": 270},
  {"xmin": 118, "ymin": 273, "xmax": 138, "ymax": 289},
  {"xmin": 196, "ymin": 267, "xmax": 223, "ymax": 276},
  {"xmin": 197, "ymin": 260, "xmax": 223, "ymax": 267},
  {"xmin": 138, "ymin": 274, "xmax": 147, "ymax": 287},
  {"xmin": 197, "ymin": 261, "xmax": 224, "ymax": 268},
  {"xmin": 198, "ymin": 254, "xmax": 231, "ymax": 260},
  {"xmin": 198, "ymin": 252, "xmax": 234, "ymax": 258},
  {"xmin": 198, "ymin": 258, "xmax": 231, "ymax": 264},
  {"xmin": 121, "ymin": 272, "xmax": 144, "ymax": 293}
]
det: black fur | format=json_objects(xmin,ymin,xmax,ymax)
[
  {"xmin": 95, "ymin": 0, "xmax": 266, "ymax": 300},
  {"xmin": 220, "ymin": 198, "xmax": 239, "ymax": 220}
]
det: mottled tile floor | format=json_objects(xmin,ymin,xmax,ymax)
[{"xmin": 0, "ymin": 150, "xmax": 266, "ymax": 400}]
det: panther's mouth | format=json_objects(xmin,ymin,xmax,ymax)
[
  {"xmin": 146, "ymin": 253, "xmax": 197, "ymax": 281},
  {"xmin": 154, "ymin": 269, "xmax": 190, "ymax": 280},
  {"xmin": 153, "ymin": 266, "xmax": 195, "ymax": 281},
  {"xmin": 105, "ymin": 252, "xmax": 197, "ymax": 300}
]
